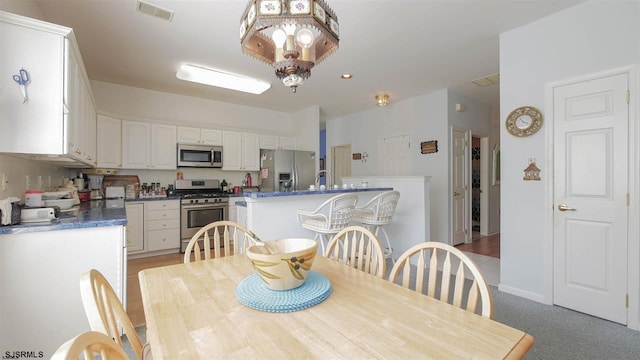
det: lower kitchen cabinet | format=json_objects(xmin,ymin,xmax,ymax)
[
  {"xmin": 146, "ymin": 200, "xmax": 180, "ymax": 251},
  {"xmin": 125, "ymin": 202, "xmax": 144, "ymax": 253},
  {"xmin": 126, "ymin": 199, "xmax": 180, "ymax": 258}
]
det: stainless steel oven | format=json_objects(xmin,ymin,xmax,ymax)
[{"xmin": 176, "ymin": 179, "xmax": 229, "ymax": 252}]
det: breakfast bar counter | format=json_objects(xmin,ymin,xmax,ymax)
[{"xmin": 238, "ymin": 188, "xmax": 391, "ymax": 244}]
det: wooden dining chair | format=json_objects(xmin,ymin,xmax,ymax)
[
  {"xmin": 183, "ymin": 220, "xmax": 261, "ymax": 263},
  {"xmin": 389, "ymin": 242, "xmax": 494, "ymax": 318},
  {"xmin": 80, "ymin": 269, "xmax": 150, "ymax": 360},
  {"xmin": 51, "ymin": 331, "xmax": 130, "ymax": 360},
  {"xmin": 325, "ymin": 226, "xmax": 386, "ymax": 279}
]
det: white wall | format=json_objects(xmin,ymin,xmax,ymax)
[
  {"xmin": 327, "ymin": 89, "xmax": 494, "ymax": 244},
  {"xmin": 499, "ymin": 0, "xmax": 640, "ymax": 312},
  {"xmin": 0, "ymin": 154, "xmax": 71, "ymax": 201},
  {"xmin": 91, "ymin": 81, "xmax": 294, "ymax": 134},
  {"xmin": 0, "ymin": 0, "xmax": 43, "ymax": 19}
]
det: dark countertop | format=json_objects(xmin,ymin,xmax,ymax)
[
  {"xmin": 125, "ymin": 196, "xmax": 181, "ymax": 202},
  {"xmin": 0, "ymin": 200, "xmax": 128, "ymax": 235},
  {"xmin": 240, "ymin": 187, "xmax": 393, "ymax": 199}
]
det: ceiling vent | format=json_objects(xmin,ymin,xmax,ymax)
[
  {"xmin": 472, "ymin": 73, "xmax": 500, "ymax": 87},
  {"xmin": 136, "ymin": 0, "xmax": 174, "ymax": 22}
]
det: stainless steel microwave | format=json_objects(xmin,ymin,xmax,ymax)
[{"xmin": 177, "ymin": 143, "xmax": 223, "ymax": 168}]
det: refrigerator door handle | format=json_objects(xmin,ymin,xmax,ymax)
[{"xmin": 291, "ymin": 164, "xmax": 297, "ymax": 190}]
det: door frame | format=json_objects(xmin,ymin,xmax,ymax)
[{"xmin": 543, "ymin": 65, "xmax": 639, "ymax": 330}]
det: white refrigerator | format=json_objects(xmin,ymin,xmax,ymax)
[{"xmin": 260, "ymin": 149, "xmax": 316, "ymax": 192}]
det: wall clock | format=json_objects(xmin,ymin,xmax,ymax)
[{"xmin": 505, "ymin": 106, "xmax": 543, "ymax": 137}]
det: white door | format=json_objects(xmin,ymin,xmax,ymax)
[
  {"xmin": 452, "ymin": 129, "xmax": 468, "ymax": 245},
  {"xmin": 332, "ymin": 144, "xmax": 351, "ymax": 185},
  {"xmin": 553, "ymin": 72, "xmax": 629, "ymax": 324},
  {"xmin": 379, "ymin": 134, "xmax": 410, "ymax": 175}
]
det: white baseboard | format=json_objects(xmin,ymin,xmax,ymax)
[{"xmin": 498, "ymin": 284, "xmax": 548, "ymax": 304}]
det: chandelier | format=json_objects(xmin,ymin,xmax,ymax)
[{"xmin": 240, "ymin": 0, "xmax": 339, "ymax": 93}]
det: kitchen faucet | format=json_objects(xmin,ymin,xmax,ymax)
[{"xmin": 316, "ymin": 170, "xmax": 332, "ymax": 188}]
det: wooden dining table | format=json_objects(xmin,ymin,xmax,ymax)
[{"xmin": 139, "ymin": 255, "xmax": 534, "ymax": 359}]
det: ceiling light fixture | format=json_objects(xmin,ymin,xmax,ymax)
[
  {"xmin": 341, "ymin": 74, "xmax": 352, "ymax": 79},
  {"xmin": 176, "ymin": 64, "xmax": 271, "ymax": 94},
  {"xmin": 375, "ymin": 93, "xmax": 390, "ymax": 107},
  {"xmin": 240, "ymin": 0, "xmax": 340, "ymax": 93}
]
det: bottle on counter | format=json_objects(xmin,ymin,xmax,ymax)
[
  {"xmin": 245, "ymin": 173, "xmax": 252, "ymax": 187},
  {"xmin": 221, "ymin": 179, "xmax": 228, "ymax": 193}
]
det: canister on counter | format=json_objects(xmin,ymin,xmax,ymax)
[{"xmin": 25, "ymin": 189, "xmax": 43, "ymax": 207}]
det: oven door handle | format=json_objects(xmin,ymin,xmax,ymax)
[{"xmin": 181, "ymin": 204, "xmax": 227, "ymax": 210}]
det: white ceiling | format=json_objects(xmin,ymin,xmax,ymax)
[{"xmin": 26, "ymin": 0, "xmax": 581, "ymax": 121}]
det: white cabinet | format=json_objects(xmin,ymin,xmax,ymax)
[
  {"xmin": 279, "ymin": 136, "xmax": 297, "ymax": 150},
  {"xmin": 259, "ymin": 135, "xmax": 279, "ymax": 149},
  {"xmin": 125, "ymin": 202, "xmax": 144, "ymax": 253},
  {"xmin": 145, "ymin": 200, "xmax": 180, "ymax": 252},
  {"xmin": 97, "ymin": 115, "xmax": 122, "ymax": 168},
  {"xmin": 259, "ymin": 135, "xmax": 296, "ymax": 150},
  {"xmin": 151, "ymin": 124, "xmax": 177, "ymax": 169},
  {"xmin": 122, "ymin": 121, "xmax": 176, "ymax": 169},
  {"xmin": 223, "ymin": 131, "xmax": 259, "ymax": 171},
  {"xmin": 229, "ymin": 200, "xmax": 238, "ymax": 223},
  {"xmin": 177, "ymin": 126, "xmax": 222, "ymax": 145},
  {"xmin": 0, "ymin": 225, "xmax": 125, "ymax": 358},
  {"xmin": 242, "ymin": 133, "xmax": 260, "ymax": 170},
  {"xmin": 0, "ymin": 12, "xmax": 96, "ymax": 167}
]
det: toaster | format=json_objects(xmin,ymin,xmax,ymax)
[
  {"xmin": 20, "ymin": 207, "xmax": 59, "ymax": 223},
  {"xmin": 105, "ymin": 186, "xmax": 125, "ymax": 199}
]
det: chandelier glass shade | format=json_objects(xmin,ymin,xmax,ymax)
[{"xmin": 240, "ymin": 0, "xmax": 339, "ymax": 93}]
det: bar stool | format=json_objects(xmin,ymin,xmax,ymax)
[
  {"xmin": 351, "ymin": 190, "xmax": 400, "ymax": 263},
  {"xmin": 297, "ymin": 193, "xmax": 358, "ymax": 253}
]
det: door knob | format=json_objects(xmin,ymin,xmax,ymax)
[
  {"xmin": 453, "ymin": 192, "xmax": 460, "ymax": 196},
  {"xmin": 558, "ymin": 204, "xmax": 576, "ymax": 211}
]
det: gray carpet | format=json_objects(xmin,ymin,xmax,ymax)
[{"xmin": 492, "ymin": 287, "xmax": 640, "ymax": 359}]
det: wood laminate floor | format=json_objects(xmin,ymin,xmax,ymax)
[
  {"xmin": 127, "ymin": 253, "xmax": 182, "ymax": 327},
  {"xmin": 454, "ymin": 233, "xmax": 500, "ymax": 258}
]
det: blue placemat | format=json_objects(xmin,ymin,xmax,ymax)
[{"xmin": 236, "ymin": 271, "xmax": 332, "ymax": 312}]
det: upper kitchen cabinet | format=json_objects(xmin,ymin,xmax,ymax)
[
  {"xmin": 122, "ymin": 121, "xmax": 176, "ymax": 170},
  {"xmin": 222, "ymin": 131, "xmax": 259, "ymax": 171},
  {"xmin": 259, "ymin": 135, "xmax": 297, "ymax": 150},
  {"xmin": 96, "ymin": 115, "xmax": 122, "ymax": 169},
  {"xmin": 177, "ymin": 126, "xmax": 222, "ymax": 145},
  {"xmin": 0, "ymin": 12, "xmax": 96, "ymax": 167}
]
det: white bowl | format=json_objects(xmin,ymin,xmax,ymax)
[
  {"xmin": 246, "ymin": 238, "xmax": 319, "ymax": 290},
  {"xmin": 44, "ymin": 198, "xmax": 75, "ymax": 209}
]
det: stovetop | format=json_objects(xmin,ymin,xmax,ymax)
[{"xmin": 175, "ymin": 179, "xmax": 227, "ymax": 205}]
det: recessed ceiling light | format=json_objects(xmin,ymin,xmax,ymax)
[
  {"xmin": 176, "ymin": 64, "xmax": 271, "ymax": 94},
  {"xmin": 341, "ymin": 74, "xmax": 353, "ymax": 79}
]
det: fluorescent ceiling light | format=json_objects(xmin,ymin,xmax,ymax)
[{"xmin": 176, "ymin": 64, "xmax": 271, "ymax": 94}]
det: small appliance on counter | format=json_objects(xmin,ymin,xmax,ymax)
[
  {"xmin": 20, "ymin": 207, "xmax": 59, "ymax": 223},
  {"xmin": 88, "ymin": 174, "xmax": 104, "ymax": 199},
  {"xmin": 105, "ymin": 186, "xmax": 125, "ymax": 199},
  {"xmin": 103, "ymin": 175, "xmax": 140, "ymax": 199}
]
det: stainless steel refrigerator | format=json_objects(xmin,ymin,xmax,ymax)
[{"xmin": 260, "ymin": 149, "xmax": 316, "ymax": 192}]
